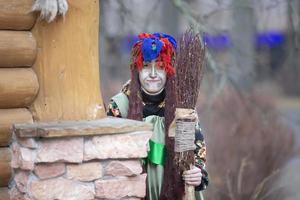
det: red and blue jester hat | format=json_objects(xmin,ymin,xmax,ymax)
[{"xmin": 130, "ymin": 32, "xmax": 177, "ymax": 77}]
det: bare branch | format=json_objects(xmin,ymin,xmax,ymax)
[{"xmin": 170, "ymin": 0, "xmax": 224, "ymax": 76}]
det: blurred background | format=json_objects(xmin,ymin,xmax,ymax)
[{"xmin": 99, "ymin": 0, "xmax": 300, "ymax": 199}]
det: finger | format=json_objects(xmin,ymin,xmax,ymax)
[
  {"xmin": 184, "ymin": 170, "xmax": 200, "ymax": 176},
  {"xmin": 185, "ymin": 180, "xmax": 201, "ymax": 186},
  {"xmin": 184, "ymin": 168, "xmax": 201, "ymax": 175},
  {"xmin": 186, "ymin": 180, "xmax": 201, "ymax": 184},
  {"xmin": 184, "ymin": 176, "xmax": 202, "ymax": 182},
  {"xmin": 183, "ymin": 176, "xmax": 202, "ymax": 182},
  {"xmin": 183, "ymin": 172, "xmax": 202, "ymax": 178},
  {"xmin": 183, "ymin": 173, "xmax": 202, "ymax": 179}
]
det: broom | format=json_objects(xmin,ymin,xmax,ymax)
[{"xmin": 174, "ymin": 29, "xmax": 205, "ymax": 200}]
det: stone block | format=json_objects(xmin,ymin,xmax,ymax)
[
  {"xmin": 17, "ymin": 137, "xmax": 37, "ymax": 149},
  {"xmin": 67, "ymin": 162, "xmax": 102, "ymax": 182},
  {"xmin": 84, "ymin": 131, "xmax": 152, "ymax": 161},
  {"xmin": 105, "ymin": 160, "xmax": 142, "ymax": 177},
  {"xmin": 11, "ymin": 185, "xmax": 30, "ymax": 200},
  {"xmin": 14, "ymin": 118, "xmax": 152, "ymax": 138},
  {"xmin": 95, "ymin": 174, "xmax": 147, "ymax": 199},
  {"xmin": 30, "ymin": 177, "xmax": 95, "ymax": 200},
  {"xmin": 11, "ymin": 143, "xmax": 35, "ymax": 170},
  {"xmin": 34, "ymin": 163, "xmax": 65, "ymax": 179},
  {"xmin": 14, "ymin": 171, "xmax": 30, "ymax": 193},
  {"xmin": 36, "ymin": 137, "xmax": 83, "ymax": 163}
]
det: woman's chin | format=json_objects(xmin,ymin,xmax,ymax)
[{"xmin": 142, "ymin": 87, "xmax": 164, "ymax": 95}]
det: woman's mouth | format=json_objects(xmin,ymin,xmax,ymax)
[{"xmin": 147, "ymin": 79, "xmax": 160, "ymax": 83}]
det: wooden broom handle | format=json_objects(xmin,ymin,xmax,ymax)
[{"xmin": 183, "ymin": 164, "xmax": 195, "ymax": 200}]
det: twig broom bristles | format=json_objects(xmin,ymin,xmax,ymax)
[{"xmin": 175, "ymin": 29, "xmax": 206, "ymax": 200}]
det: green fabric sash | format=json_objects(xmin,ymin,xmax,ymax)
[{"xmin": 148, "ymin": 140, "xmax": 166, "ymax": 165}]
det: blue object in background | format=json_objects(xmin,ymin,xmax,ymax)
[
  {"xmin": 122, "ymin": 31, "xmax": 285, "ymax": 52},
  {"xmin": 203, "ymin": 32, "xmax": 231, "ymax": 49},
  {"xmin": 256, "ymin": 31, "xmax": 285, "ymax": 48}
]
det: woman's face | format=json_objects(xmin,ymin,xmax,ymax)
[{"xmin": 139, "ymin": 60, "xmax": 167, "ymax": 95}]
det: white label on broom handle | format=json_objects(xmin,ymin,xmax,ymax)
[
  {"xmin": 168, "ymin": 108, "xmax": 197, "ymax": 137},
  {"xmin": 176, "ymin": 108, "xmax": 197, "ymax": 119},
  {"xmin": 174, "ymin": 108, "xmax": 196, "ymax": 152}
]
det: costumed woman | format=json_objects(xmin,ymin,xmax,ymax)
[{"xmin": 107, "ymin": 32, "xmax": 208, "ymax": 200}]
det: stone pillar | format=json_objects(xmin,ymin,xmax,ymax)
[{"xmin": 10, "ymin": 117, "xmax": 153, "ymax": 200}]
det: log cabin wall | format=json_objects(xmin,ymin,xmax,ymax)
[
  {"xmin": 0, "ymin": 0, "xmax": 37, "ymax": 198},
  {"xmin": 1, "ymin": 0, "xmax": 107, "ymax": 199}
]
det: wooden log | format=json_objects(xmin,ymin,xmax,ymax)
[
  {"xmin": 31, "ymin": 0, "xmax": 105, "ymax": 121},
  {"xmin": 0, "ymin": 68, "xmax": 39, "ymax": 108},
  {"xmin": 0, "ymin": 0, "xmax": 36, "ymax": 30},
  {"xmin": 0, "ymin": 148, "xmax": 11, "ymax": 187},
  {"xmin": 0, "ymin": 187, "xmax": 9, "ymax": 200},
  {"xmin": 0, "ymin": 31, "xmax": 37, "ymax": 67},
  {"xmin": 0, "ymin": 109, "xmax": 33, "ymax": 146}
]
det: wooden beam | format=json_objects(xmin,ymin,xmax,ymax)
[
  {"xmin": 0, "ymin": 31, "xmax": 37, "ymax": 67},
  {"xmin": 0, "ymin": 68, "xmax": 39, "ymax": 108},
  {"xmin": 0, "ymin": 109, "xmax": 33, "ymax": 146},
  {"xmin": 30, "ymin": 0, "xmax": 105, "ymax": 121},
  {"xmin": 0, "ymin": 0, "xmax": 36, "ymax": 30},
  {"xmin": 0, "ymin": 148, "xmax": 11, "ymax": 187}
]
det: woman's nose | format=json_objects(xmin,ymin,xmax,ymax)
[{"xmin": 150, "ymin": 61, "xmax": 157, "ymax": 78}]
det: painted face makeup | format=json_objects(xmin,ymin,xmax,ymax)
[{"xmin": 139, "ymin": 60, "xmax": 167, "ymax": 95}]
